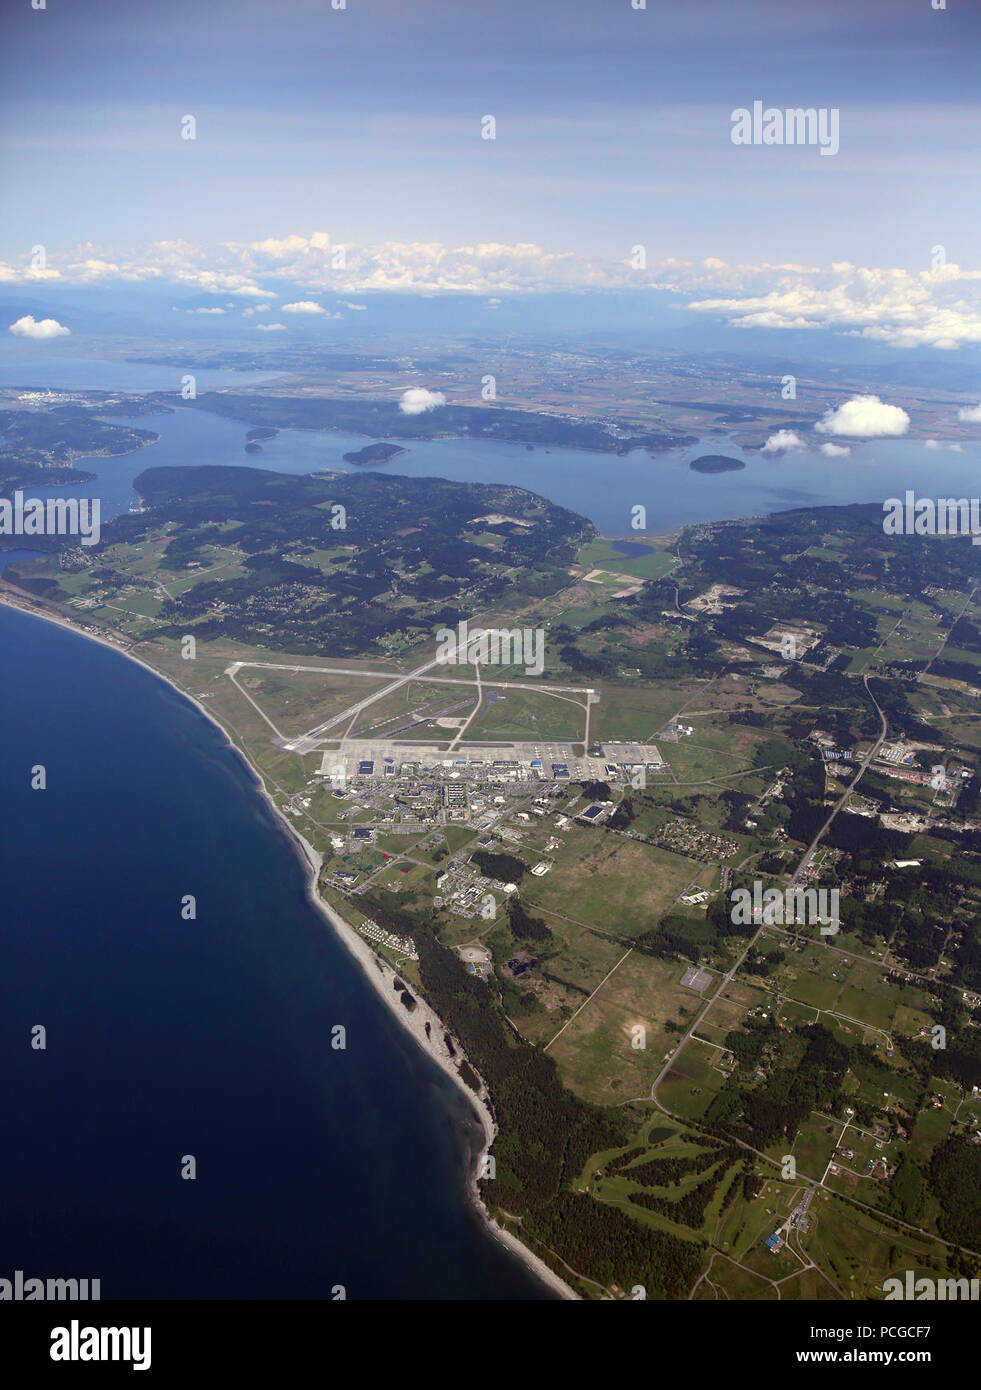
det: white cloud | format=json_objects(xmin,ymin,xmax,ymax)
[
  {"xmin": 819, "ymin": 442, "xmax": 851, "ymax": 457},
  {"xmin": 4, "ymin": 238, "xmax": 981, "ymax": 350},
  {"xmin": 8, "ymin": 314, "xmax": 70, "ymax": 340},
  {"xmin": 815, "ymin": 395, "xmax": 910, "ymax": 439},
  {"xmin": 282, "ymin": 300, "xmax": 326, "ymax": 314},
  {"xmin": 957, "ymin": 404, "xmax": 981, "ymax": 423},
  {"xmin": 925, "ymin": 439, "xmax": 963, "ymax": 452},
  {"xmin": 185, "ymin": 306, "xmax": 225, "ymax": 314},
  {"xmin": 399, "ymin": 387, "xmax": 446, "ymax": 415},
  {"xmin": 256, "ymin": 322, "xmax": 286, "ymax": 332},
  {"xmin": 682, "ymin": 261, "xmax": 981, "ymax": 350},
  {"xmin": 761, "ymin": 429, "xmax": 806, "ymax": 453},
  {"xmin": 242, "ymin": 305, "xmax": 271, "ymax": 316}
]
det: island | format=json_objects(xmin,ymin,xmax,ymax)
[
  {"xmin": 689, "ymin": 454, "xmax": 746, "ymax": 474},
  {"xmin": 342, "ymin": 442, "xmax": 408, "ymax": 466},
  {"xmin": 169, "ymin": 391, "xmax": 697, "ymax": 456}
]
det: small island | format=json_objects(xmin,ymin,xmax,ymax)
[
  {"xmin": 689, "ymin": 454, "xmax": 746, "ymax": 474},
  {"xmin": 342, "ymin": 441, "xmax": 408, "ymax": 466}
]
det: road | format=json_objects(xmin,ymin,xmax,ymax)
[
  {"xmin": 651, "ymin": 673, "xmax": 888, "ymax": 1098},
  {"xmin": 790, "ymin": 673, "xmax": 888, "ymax": 891}
]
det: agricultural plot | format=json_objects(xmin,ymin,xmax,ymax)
[
  {"xmin": 657, "ymin": 1037, "xmax": 728, "ymax": 1120},
  {"xmin": 703, "ymin": 979, "xmax": 773, "ymax": 1027},
  {"xmin": 788, "ymin": 1114, "xmax": 842, "ymax": 1180}
]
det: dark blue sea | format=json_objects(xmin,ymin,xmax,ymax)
[{"xmin": 0, "ymin": 602, "xmax": 548, "ymax": 1300}]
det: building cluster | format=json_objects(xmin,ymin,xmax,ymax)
[
  {"xmin": 653, "ymin": 819, "xmax": 739, "ymax": 861},
  {"xmin": 357, "ymin": 919, "xmax": 418, "ymax": 960}
]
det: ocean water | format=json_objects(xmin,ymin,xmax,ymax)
[{"xmin": 0, "ymin": 603, "xmax": 549, "ymax": 1300}]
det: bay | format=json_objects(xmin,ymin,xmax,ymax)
[{"xmin": 13, "ymin": 395, "xmax": 979, "ymax": 538}]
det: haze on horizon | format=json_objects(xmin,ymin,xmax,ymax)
[{"xmin": 1, "ymin": 0, "xmax": 980, "ymax": 356}]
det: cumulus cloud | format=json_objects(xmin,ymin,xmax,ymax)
[
  {"xmin": 185, "ymin": 306, "xmax": 225, "ymax": 314},
  {"xmin": 256, "ymin": 322, "xmax": 286, "ymax": 332},
  {"xmin": 242, "ymin": 305, "xmax": 271, "ymax": 316},
  {"xmin": 925, "ymin": 439, "xmax": 963, "ymax": 452},
  {"xmin": 815, "ymin": 395, "xmax": 910, "ymax": 439},
  {"xmin": 4, "ymin": 238, "xmax": 981, "ymax": 350},
  {"xmin": 342, "ymin": 301, "xmax": 366, "ymax": 310},
  {"xmin": 282, "ymin": 300, "xmax": 326, "ymax": 314},
  {"xmin": 681, "ymin": 261, "xmax": 981, "ymax": 350},
  {"xmin": 9, "ymin": 314, "xmax": 70, "ymax": 339},
  {"xmin": 398, "ymin": 387, "xmax": 446, "ymax": 415},
  {"xmin": 819, "ymin": 442, "xmax": 851, "ymax": 457},
  {"xmin": 761, "ymin": 429, "xmax": 806, "ymax": 454},
  {"xmin": 957, "ymin": 404, "xmax": 981, "ymax": 423}
]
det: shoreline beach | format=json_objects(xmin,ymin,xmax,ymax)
[{"xmin": 0, "ymin": 584, "xmax": 580, "ymax": 1303}]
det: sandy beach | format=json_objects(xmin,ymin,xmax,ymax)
[{"xmin": 0, "ymin": 584, "xmax": 579, "ymax": 1302}]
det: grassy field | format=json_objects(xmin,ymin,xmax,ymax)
[
  {"xmin": 233, "ymin": 666, "xmax": 391, "ymax": 737},
  {"xmin": 657, "ymin": 1037, "xmax": 728, "ymax": 1120},
  {"xmin": 518, "ymin": 828, "xmax": 697, "ymax": 939},
  {"xmin": 465, "ymin": 686, "xmax": 585, "ymax": 742},
  {"xmin": 591, "ymin": 683, "xmax": 701, "ymax": 741},
  {"xmin": 543, "ymin": 951, "xmax": 702, "ymax": 1104},
  {"xmin": 349, "ymin": 679, "xmax": 478, "ymax": 738}
]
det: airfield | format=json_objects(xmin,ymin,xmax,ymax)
[{"xmin": 314, "ymin": 738, "xmax": 666, "ymax": 784}]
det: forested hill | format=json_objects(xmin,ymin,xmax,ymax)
[
  {"xmin": 92, "ymin": 464, "xmax": 595, "ymax": 655},
  {"xmin": 167, "ymin": 391, "xmax": 695, "ymax": 455}
]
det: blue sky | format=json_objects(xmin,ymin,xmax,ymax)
[
  {"xmin": 2, "ymin": 0, "xmax": 979, "ymax": 259},
  {"xmin": 1, "ymin": 0, "xmax": 980, "ymax": 353}
]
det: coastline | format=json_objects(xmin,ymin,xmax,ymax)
[{"xmin": 0, "ymin": 583, "xmax": 579, "ymax": 1303}]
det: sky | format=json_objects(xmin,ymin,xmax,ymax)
[{"xmin": 1, "ymin": 0, "xmax": 980, "ymax": 350}]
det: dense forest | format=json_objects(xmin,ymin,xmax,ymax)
[{"xmin": 368, "ymin": 899, "xmax": 701, "ymax": 1297}]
